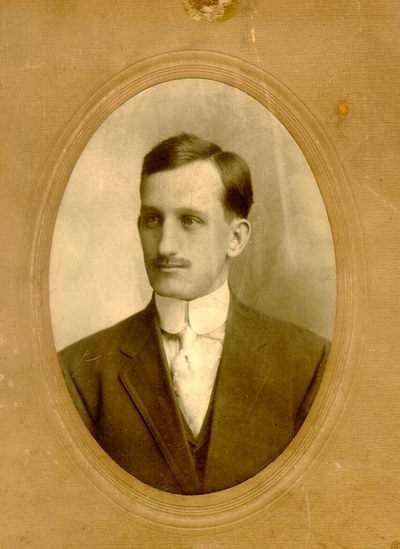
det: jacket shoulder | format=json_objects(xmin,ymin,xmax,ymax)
[
  {"xmin": 228, "ymin": 296, "xmax": 330, "ymax": 411},
  {"xmin": 57, "ymin": 302, "xmax": 156, "ymax": 428},
  {"xmin": 229, "ymin": 296, "xmax": 330, "ymax": 356},
  {"xmin": 57, "ymin": 302, "xmax": 154, "ymax": 373}
]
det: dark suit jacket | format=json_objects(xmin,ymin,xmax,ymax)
[{"xmin": 58, "ymin": 296, "xmax": 330, "ymax": 494}]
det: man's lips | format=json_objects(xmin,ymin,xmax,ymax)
[
  {"xmin": 158, "ymin": 264, "xmax": 185, "ymax": 270},
  {"xmin": 149, "ymin": 257, "xmax": 191, "ymax": 270}
]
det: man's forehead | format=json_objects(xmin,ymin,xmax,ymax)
[{"xmin": 140, "ymin": 160, "xmax": 224, "ymax": 202}]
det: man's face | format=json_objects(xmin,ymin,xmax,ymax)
[{"xmin": 139, "ymin": 160, "xmax": 235, "ymax": 301}]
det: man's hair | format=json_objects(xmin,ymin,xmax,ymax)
[{"xmin": 140, "ymin": 133, "xmax": 253, "ymax": 219}]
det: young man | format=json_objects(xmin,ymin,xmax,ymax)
[{"xmin": 59, "ymin": 133, "xmax": 330, "ymax": 495}]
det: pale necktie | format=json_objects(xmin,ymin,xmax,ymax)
[{"xmin": 171, "ymin": 323, "xmax": 215, "ymax": 438}]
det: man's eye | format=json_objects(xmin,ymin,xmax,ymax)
[
  {"xmin": 181, "ymin": 216, "xmax": 201, "ymax": 227},
  {"xmin": 144, "ymin": 215, "xmax": 161, "ymax": 227}
]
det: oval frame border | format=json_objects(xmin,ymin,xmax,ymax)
[{"xmin": 31, "ymin": 51, "xmax": 366, "ymax": 532}]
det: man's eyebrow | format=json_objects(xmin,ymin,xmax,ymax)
[
  {"xmin": 177, "ymin": 208, "xmax": 206, "ymax": 217},
  {"xmin": 140, "ymin": 205, "xmax": 162, "ymax": 213}
]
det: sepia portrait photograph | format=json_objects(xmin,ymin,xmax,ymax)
[
  {"xmin": 50, "ymin": 78, "xmax": 336, "ymax": 496},
  {"xmin": 3, "ymin": 0, "xmax": 400, "ymax": 545}
]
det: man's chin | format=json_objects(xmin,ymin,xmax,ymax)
[{"xmin": 149, "ymin": 277, "xmax": 192, "ymax": 301}]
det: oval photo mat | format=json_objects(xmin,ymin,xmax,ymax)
[{"xmin": 33, "ymin": 52, "xmax": 365, "ymax": 530}]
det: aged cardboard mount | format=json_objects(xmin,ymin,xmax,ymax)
[{"xmin": 1, "ymin": 1, "xmax": 400, "ymax": 547}]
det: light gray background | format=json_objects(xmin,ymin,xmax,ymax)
[{"xmin": 50, "ymin": 79, "xmax": 336, "ymax": 351}]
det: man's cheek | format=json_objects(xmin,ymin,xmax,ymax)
[{"xmin": 141, "ymin": 235, "xmax": 156, "ymax": 256}]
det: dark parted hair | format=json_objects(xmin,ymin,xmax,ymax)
[{"xmin": 140, "ymin": 133, "xmax": 253, "ymax": 219}]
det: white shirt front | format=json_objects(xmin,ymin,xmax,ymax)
[{"xmin": 155, "ymin": 282, "xmax": 230, "ymax": 436}]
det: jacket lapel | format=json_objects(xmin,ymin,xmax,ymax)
[
  {"xmin": 118, "ymin": 301, "xmax": 202, "ymax": 495},
  {"xmin": 203, "ymin": 297, "xmax": 274, "ymax": 492}
]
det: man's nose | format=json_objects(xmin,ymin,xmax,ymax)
[{"xmin": 157, "ymin": 219, "xmax": 179, "ymax": 256}]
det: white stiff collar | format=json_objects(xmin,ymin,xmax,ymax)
[{"xmin": 155, "ymin": 281, "xmax": 230, "ymax": 335}]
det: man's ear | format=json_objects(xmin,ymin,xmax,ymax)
[{"xmin": 226, "ymin": 218, "xmax": 251, "ymax": 258}]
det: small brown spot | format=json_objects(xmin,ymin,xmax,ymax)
[{"xmin": 337, "ymin": 102, "xmax": 348, "ymax": 116}]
